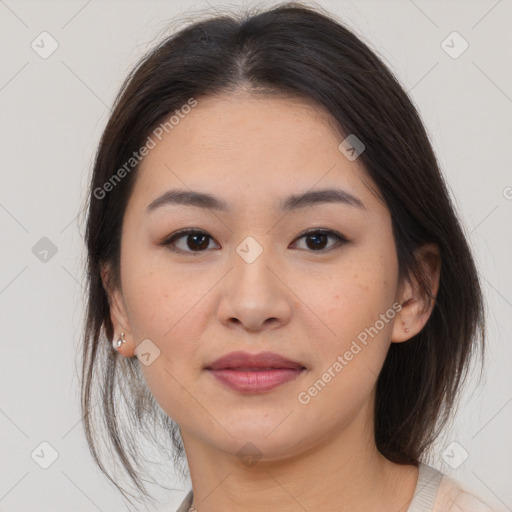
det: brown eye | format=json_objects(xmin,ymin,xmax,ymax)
[
  {"xmin": 162, "ymin": 229, "xmax": 220, "ymax": 254},
  {"xmin": 292, "ymin": 229, "xmax": 348, "ymax": 252}
]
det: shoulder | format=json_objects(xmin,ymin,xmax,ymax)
[{"xmin": 433, "ymin": 473, "xmax": 495, "ymax": 512}]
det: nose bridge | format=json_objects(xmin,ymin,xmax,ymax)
[
  {"xmin": 217, "ymin": 233, "xmax": 291, "ymax": 330},
  {"xmin": 232, "ymin": 233, "xmax": 277, "ymax": 299}
]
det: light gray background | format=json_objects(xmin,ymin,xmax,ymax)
[{"xmin": 1, "ymin": 0, "xmax": 511, "ymax": 511}]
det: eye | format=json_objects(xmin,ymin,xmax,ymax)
[
  {"xmin": 161, "ymin": 229, "xmax": 220, "ymax": 254},
  {"xmin": 291, "ymin": 229, "xmax": 348, "ymax": 252}
]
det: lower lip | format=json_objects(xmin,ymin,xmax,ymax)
[{"xmin": 207, "ymin": 368, "xmax": 305, "ymax": 392}]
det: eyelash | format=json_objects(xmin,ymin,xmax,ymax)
[{"xmin": 160, "ymin": 228, "xmax": 349, "ymax": 255}]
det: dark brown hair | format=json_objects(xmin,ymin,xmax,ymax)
[{"xmin": 80, "ymin": 1, "xmax": 485, "ymax": 507}]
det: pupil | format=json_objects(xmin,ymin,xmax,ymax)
[
  {"xmin": 307, "ymin": 233, "xmax": 327, "ymax": 250},
  {"xmin": 188, "ymin": 234, "xmax": 208, "ymax": 251}
]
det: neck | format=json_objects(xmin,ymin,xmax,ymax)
[{"xmin": 180, "ymin": 399, "xmax": 418, "ymax": 512}]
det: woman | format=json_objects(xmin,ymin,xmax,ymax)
[{"xmin": 80, "ymin": 2, "xmax": 492, "ymax": 511}]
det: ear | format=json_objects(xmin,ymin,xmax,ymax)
[
  {"xmin": 391, "ymin": 243, "xmax": 441, "ymax": 343},
  {"xmin": 101, "ymin": 263, "xmax": 136, "ymax": 357}
]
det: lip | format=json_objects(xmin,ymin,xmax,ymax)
[
  {"xmin": 206, "ymin": 350, "xmax": 305, "ymax": 371},
  {"xmin": 205, "ymin": 351, "xmax": 306, "ymax": 393}
]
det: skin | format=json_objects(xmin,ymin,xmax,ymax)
[{"xmin": 103, "ymin": 91, "xmax": 441, "ymax": 512}]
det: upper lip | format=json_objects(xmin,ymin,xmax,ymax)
[{"xmin": 206, "ymin": 351, "xmax": 305, "ymax": 371}]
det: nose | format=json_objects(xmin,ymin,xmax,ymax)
[{"xmin": 216, "ymin": 244, "xmax": 292, "ymax": 333}]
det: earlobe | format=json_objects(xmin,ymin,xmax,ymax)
[
  {"xmin": 391, "ymin": 243, "xmax": 441, "ymax": 343},
  {"xmin": 390, "ymin": 294, "xmax": 435, "ymax": 343},
  {"xmin": 109, "ymin": 293, "xmax": 136, "ymax": 358}
]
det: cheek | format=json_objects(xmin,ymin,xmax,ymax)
[
  {"xmin": 121, "ymin": 239, "xmax": 204, "ymax": 337},
  {"xmin": 124, "ymin": 274, "xmax": 212, "ymax": 358},
  {"xmin": 294, "ymin": 255, "xmax": 398, "ymax": 423},
  {"xmin": 120, "ymin": 246, "xmax": 225, "ymax": 396},
  {"xmin": 121, "ymin": 257, "xmax": 212, "ymax": 418},
  {"xmin": 309, "ymin": 248, "xmax": 398, "ymax": 364}
]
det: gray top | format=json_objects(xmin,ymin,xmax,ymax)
[{"xmin": 175, "ymin": 462, "xmax": 443, "ymax": 512}]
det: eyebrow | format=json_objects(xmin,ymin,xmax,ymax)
[{"xmin": 146, "ymin": 187, "xmax": 366, "ymax": 214}]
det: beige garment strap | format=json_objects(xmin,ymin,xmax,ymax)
[
  {"xmin": 407, "ymin": 463, "xmax": 444, "ymax": 512},
  {"xmin": 175, "ymin": 489, "xmax": 193, "ymax": 512}
]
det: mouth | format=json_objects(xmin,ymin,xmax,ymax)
[{"xmin": 205, "ymin": 351, "xmax": 307, "ymax": 393}]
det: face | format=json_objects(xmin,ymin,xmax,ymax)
[{"xmin": 108, "ymin": 92, "xmax": 407, "ymax": 461}]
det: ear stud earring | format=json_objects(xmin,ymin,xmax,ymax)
[
  {"xmin": 402, "ymin": 321, "xmax": 409, "ymax": 334},
  {"xmin": 113, "ymin": 332, "xmax": 127, "ymax": 350}
]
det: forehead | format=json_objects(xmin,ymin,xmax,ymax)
[{"xmin": 132, "ymin": 92, "xmax": 376, "ymax": 213}]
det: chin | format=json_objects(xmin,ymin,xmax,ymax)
[{"xmin": 210, "ymin": 424, "xmax": 310, "ymax": 459}]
